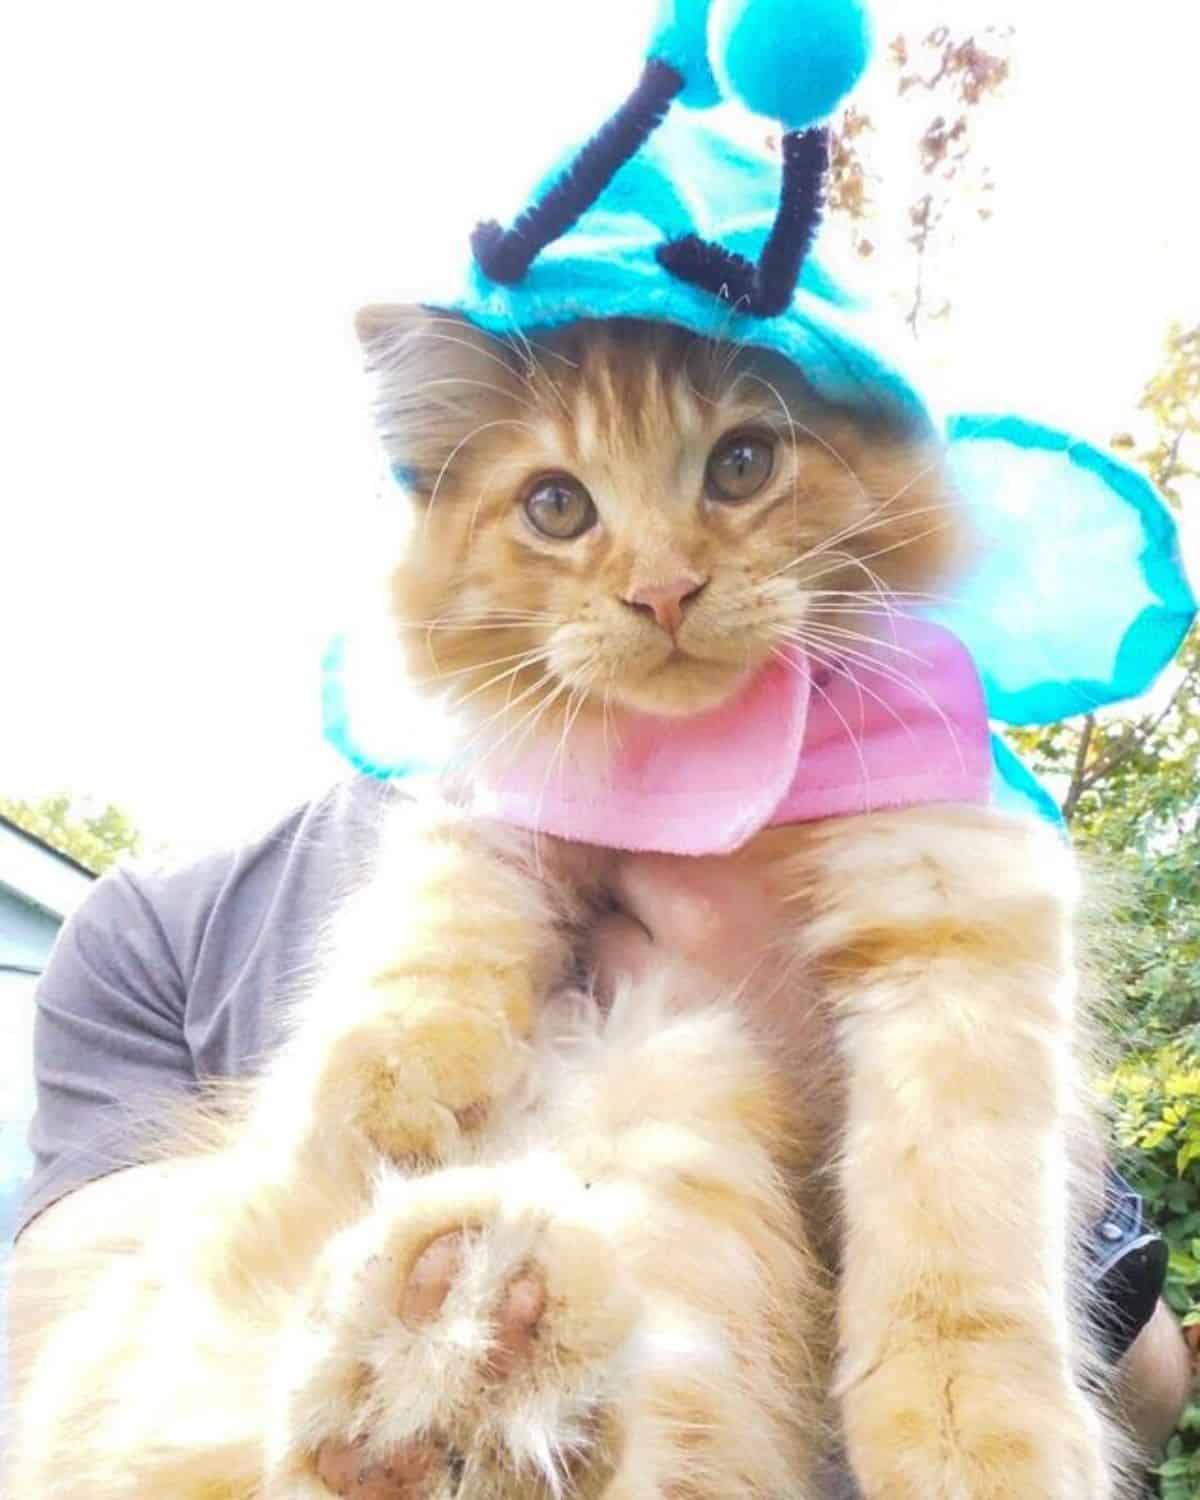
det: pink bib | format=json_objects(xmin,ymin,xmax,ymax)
[{"xmin": 470, "ymin": 617, "xmax": 992, "ymax": 855}]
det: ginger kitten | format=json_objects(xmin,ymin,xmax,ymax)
[{"xmin": 10, "ymin": 313, "xmax": 1121, "ymax": 1500}]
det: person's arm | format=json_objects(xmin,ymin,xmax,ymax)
[
  {"xmin": 7, "ymin": 1162, "xmax": 175, "ymax": 1407},
  {"xmin": 1117, "ymin": 1300, "xmax": 1195, "ymax": 1456},
  {"xmin": 14, "ymin": 866, "xmax": 193, "ymax": 1238},
  {"xmin": 6, "ymin": 866, "xmax": 193, "ymax": 1404}
]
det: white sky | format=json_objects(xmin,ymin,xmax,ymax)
[{"xmin": 2, "ymin": 0, "xmax": 1198, "ymax": 853}]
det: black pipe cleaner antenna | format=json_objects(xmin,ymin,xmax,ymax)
[
  {"xmin": 657, "ymin": 127, "xmax": 829, "ymax": 317},
  {"xmin": 469, "ymin": 50, "xmax": 830, "ymax": 320},
  {"xmin": 471, "ymin": 59, "xmax": 685, "ymax": 287}
]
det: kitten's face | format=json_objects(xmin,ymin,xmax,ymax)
[{"xmin": 359, "ymin": 310, "xmax": 967, "ymax": 742}]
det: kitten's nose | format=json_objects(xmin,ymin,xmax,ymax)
[{"xmin": 623, "ymin": 573, "xmax": 708, "ymax": 635}]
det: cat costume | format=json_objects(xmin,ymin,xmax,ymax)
[{"xmin": 326, "ymin": 0, "xmax": 1195, "ymax": 843}]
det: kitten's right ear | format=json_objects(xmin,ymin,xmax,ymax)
[
  {"xmin": 354, "ymin": 303, "xmax": 427, "ymax": 359},
  {"xmin": 352, "ymin": 303, "xmax": 510, "ymax": 373},
  {"xmin": 352, "ymin": 305, "xmax": 523, "ymax": 487}
]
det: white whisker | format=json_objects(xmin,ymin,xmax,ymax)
[
  {"xmin": 409, "ymin": 376, "xmax": 535, "ymax": 413},
  {"xmin": 455, "ymin": 671, "xmax": 555, "ymax": 766},
  {"xmin": 422, "ymin": 647, "xmax": 553, "ymax": 682},
  {"xmin": 424, "ymin": 419, "xmax": 538, "ymax": 530},
  {"xmin": 777, "ymin": 623, "xmax": 969, "ymax": 772},
  {"xmin": 841, "ymin": 519, "xmax": 958, "ymax": 573},
  {"xmin": 392, "ymin": 613, "xmax": 559, "ymax": 632},
  {"xmin": 788, "ymin": 651, "xmax": 872, "ymax": 793},
  {"xmin": 786, "ymin": 547, "xmax": 904, "ymax": 606},
  {"xmin": 794, "ymin": 619, "xmax": 930, "ymax": 666},
  {"xmin": 443, "ymin": 652, "xmax": 554, "ymax": 711},
  {"xmin": 405, "ymin": 321, "xmax": 527, "ymax": 380},
  {"xmin": 728, "ymin": 368, "xmax": 807, "ymax": 531},
  {"xmin": 494, "ymin": 674, "xmax": 574, "ymax": 776},
  {"xmin": 804, "ymin": 499, "xmax": 955, "ymax": 565},
  {"xmin": 764, "ymin": 501, "xmax": 954, "ymax": 586},
  {"xmin": 533, "ymin": 675, "xmax": 595, "ymax": 834},
  {"xmin": 505, "ymin": 322, "xmax": 573, "ymax": 420},
  {"xmin": 772, "ymin": 630, "xmax": 924, "ymax": 752}
]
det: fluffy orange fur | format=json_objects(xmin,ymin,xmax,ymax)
[{"xmin": 8, "ymin": 313, "xmax": 1125, "ymax": 1500}]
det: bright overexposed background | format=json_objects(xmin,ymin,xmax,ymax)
[{"xmin": 3, "ymin": 0, "xmax": 1198, "ymax": 852}]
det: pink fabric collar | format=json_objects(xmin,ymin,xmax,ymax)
[{"xmin": 470, "ymin": 616, "xmax": 993, "ymax": 855}]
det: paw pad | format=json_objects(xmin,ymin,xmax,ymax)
[
  {"xmin": 316, "ymin": 1435, "xmax": 439, "ymax": 1498},
  {"xmin": 402, "ymin": 1231, "xmax": 547, "ymax": 1381}
]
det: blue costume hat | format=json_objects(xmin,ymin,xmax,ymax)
[{"xmin": 328, "ymin": 0, "xmax": 1195, "ymax": 820}]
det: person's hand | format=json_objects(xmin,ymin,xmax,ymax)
[
  {"xmin": 591, "ymin": 850, "xmax": 822, "ymax": 1051},
  {"xmin": 592, "ymin": 851, "xmax": 774, "ymax": 984}
]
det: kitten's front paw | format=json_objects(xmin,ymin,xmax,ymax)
[
  {"xmin": 266, "ymin": 1166, "xmax": 635, "ymax": 1499},
  {"xmin": 313, "ymin": 969, "xmax": 535, "ymax": 1163},
  {"xmin": 842, "ymin": 1345, "xmax": 1113, "ymax": 1500}
]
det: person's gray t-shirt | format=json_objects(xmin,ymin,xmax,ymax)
[{"xmin": 17, "ymin": 776, "xmax": 398, "ymax": 1238}]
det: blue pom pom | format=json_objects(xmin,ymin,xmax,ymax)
[
  {"xmin": 647, "ymin": 0, "xmax": 722, "ymax": 109},
  {"xmin": 709, "ymin": 0, "xmax": 872, "ymax": 128}
]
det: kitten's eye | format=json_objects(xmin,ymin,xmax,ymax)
[
  {"xmin": 523, "ymin": 475, "xmax": 597, "ymax": 540},
  {"xmin": 706, "ymin": 430, "xmax": 776, "ymax": 503}
]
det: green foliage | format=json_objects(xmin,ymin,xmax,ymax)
[
  {"xmin": 1004, "ymin": 323, "xmax": 1200, "ymax": 1057},
  {"xmin": 1010, "ymin": 323, "xmax": 1200, "ymax": 1495},
  {"xmin": 1110, "ymin": 1048, "xmax": 1200, "ymax": 1498},
  {"xmin": 0, "ymin": 792, "xmax": 143, "ymax": 875},
  {"xmin": 1114, "ymin": 324, "xmax": 1200, "ymax": 514},
  {"xmin": 1111, "ymin": 1048, "xmax": 1200, "ymax": 1320}
]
